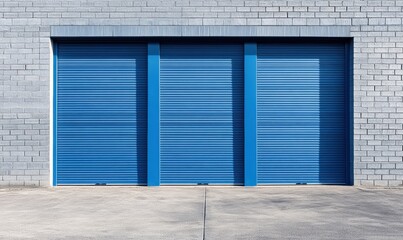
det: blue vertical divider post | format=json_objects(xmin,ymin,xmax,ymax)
[
  {"xmin": 148, "ymin": 43, "xmax": 160, "ymax": 186},
  {"xmin": 244, "ymin": 43, "xmax": 257, "ymax": 186},
  {"xmin": 346, "ymin": 41, "xmax": 354, "ymax": 185},
  {"xmin": 53, "ymin": 42, "xmax": 58, "ymax": 186}
]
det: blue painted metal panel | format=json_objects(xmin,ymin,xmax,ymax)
[
  {"xmin": 147, "ymin": 43, "xmax": 160, "ymax": 186},
  {"xmin": 244, "ymin": 43, "xmax": 257, "ymax": 186},
  {"xmin": 257, "ymin": 43, "xmax": 347, "ymax": 184},
  {"xmin": 159, "ymin": 44, "xmax": 244, "ymax": 184},
  {"xmin": 346, "ymin": 41, "xmax": 354, "ymax": 185},
  {"xmin": 53, "ymin": 42, "xmax": 58, "ymax": 186},
  {"xmin": 56, "ymin": 43, "xmax": 147, "ymax": 185}
]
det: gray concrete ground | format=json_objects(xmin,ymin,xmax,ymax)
[{"xmin": 0, "ymin": 187, "xmax": 402, "ymax": 240}]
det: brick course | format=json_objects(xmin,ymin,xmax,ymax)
[{"xmin": 0, "ymin": 0, "xmax": 402, "ymax": 187}]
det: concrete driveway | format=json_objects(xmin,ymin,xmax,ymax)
[{"xmin": 0, "ymin": 186, "xmax": 402, "ymax": 240}]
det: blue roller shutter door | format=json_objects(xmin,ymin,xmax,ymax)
[
  {"xmin": 160, "ymin": 44, "xmax": 244, "ymax": 184},
  {"xmin": 257, "ymin": 43, "xmax": 347, "ymax": 184},
  {"xmin": 56, "ymin": 43, "xmax": 147, "ymax": 185}
]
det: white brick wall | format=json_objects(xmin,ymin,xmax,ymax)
[{"xmin": 0, "ymin": 0, "xmax": 402, "ymax": 187}]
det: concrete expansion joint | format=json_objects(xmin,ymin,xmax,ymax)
[{"xmin": 202, "ymin": 187, "xmax": 207, "ymax": 240}]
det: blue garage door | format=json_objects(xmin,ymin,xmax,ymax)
[
  {"xmin": 56, "ymin": 43, "xmax": 147, "ymax": 185},
  {"xmin": 160, "ymin": 44, "xmax": 244, "ymax": 184},
  {"xmin": 257, "ymin": 43, "xmax": 347, "ymax": 184}
]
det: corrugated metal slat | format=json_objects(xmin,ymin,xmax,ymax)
[
  {"xmin": 160, "ymin": 44, "xmax": 244, "ymax": 184},
  {"xmin": 56, "ymin": 43, "xmax": 147, "ymax": 185},
  {"xmin": 257, "ymin": 43, "xmax": 347, "ymax": 184}
]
